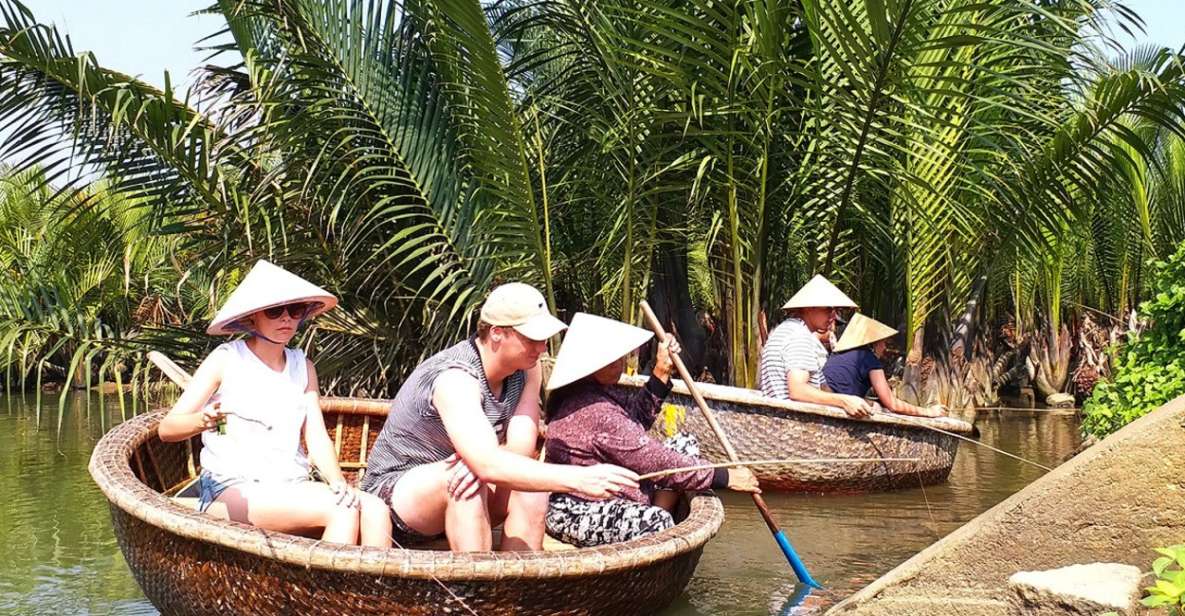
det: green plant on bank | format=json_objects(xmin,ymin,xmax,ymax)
[
  {"xmin": 1141, "ymin": 545, "xmax": 1185, "ymax": 613},
  {"xmin": 0, "ymin": 0, "xmax": 1182, "ymax": 400},
  {"xmin": 0, "ymin": 168, "xmax": 208, "ymax": 423},
  {"xmin": 1081, "ymin": 240, "xmax": 1185, "ymax": 439}
]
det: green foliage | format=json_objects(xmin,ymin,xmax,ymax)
[
  {"xmin": 0, "ymin": 0, "xmax": 1183, "ymax": 399},
  {"xmin": 1141, "ymin": 545, "xmax": 1185, "ymax": 613},
  {"xmin": 1082, "ymin": 242, "xmax": 1185, "ymax": 438}
]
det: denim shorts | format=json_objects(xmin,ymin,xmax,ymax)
[
  {"xmin": 197, "ymin": 471, "xmax": 244, "ymax": 512},
  {"xmin": 369, "ymin": 473, "xmax": 443, "ymax": 546},
  {"xmin": 196, "ymin": 471, "xmax": 311, "ymax": 512}
]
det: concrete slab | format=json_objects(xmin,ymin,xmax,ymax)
[{"xmin": 827, "ymin": 394, "xmax": 1185, "ymax": 615}]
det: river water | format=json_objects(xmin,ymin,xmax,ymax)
[{"xmin": 0, "ymin": 394, "xmax": 1080, "ymax": 615}]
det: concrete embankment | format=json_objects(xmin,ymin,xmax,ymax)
[{"xmin": 827, "ymin": 395, "xmax": 1185, "ymax": 615}]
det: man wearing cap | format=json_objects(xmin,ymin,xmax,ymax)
[
  {"xmin": 361, "ymin": 283, "xmax": 640, "ymax": 552},
  {"xmin": 758, "ymin": 275, "xmax": 872, "ymax": 418}
]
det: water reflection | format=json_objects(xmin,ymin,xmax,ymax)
[
  {"xmin": 0, "ymin": 393, "xmax": 156, "ymax": 615},
  {"xmin": 668, "ymin": 410, "xmax": 1081, "ymax": 615},
  {"xmin": 0, "ymin": 394, "xmax": 1079, "ymax": 616}
]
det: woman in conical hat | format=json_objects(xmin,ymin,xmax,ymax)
[
  {"xmin": 158, "ymin": 260, "xmax": 392, "ymax": 547},
  {"xmin": 758, "ymin": 274, "xmax": 874, "ymax": 418},
  {"xmin": 542, "ymin": 313, "xmax": 760, "ymax": 548},
  {"xmin": 822, "ymin": 313, "xmax": 945, "ymax": 418}
]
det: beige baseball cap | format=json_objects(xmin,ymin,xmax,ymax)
[{"xmin": 480, "ymin": 282, "xmax": 567, "ymax": 341}]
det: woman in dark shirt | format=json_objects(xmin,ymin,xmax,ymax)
[
  {"xmin": 823, "ymin": 314, "xmax": 945, "ymax": 418},
  {"xmin": 543, "ymin": 312, "xmax": 760, "ymax": 547}
]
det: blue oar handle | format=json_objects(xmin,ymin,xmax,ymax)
[{"xmin": 774, "ymin": 529, "xmax": 823, "ymax": 589}]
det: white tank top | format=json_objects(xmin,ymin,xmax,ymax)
[{"xmin": 199, "ymin": 340, "xmax": 311, "ymax": 482}]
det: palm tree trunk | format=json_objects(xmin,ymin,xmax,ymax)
[{"xmin": 647, "ymin": 247, "xmax": 707, "ymax": 378}]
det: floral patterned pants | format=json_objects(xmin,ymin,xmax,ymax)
[{"xmin": 545, "ymin": 433, "xmax": 699, "ymax": 548}]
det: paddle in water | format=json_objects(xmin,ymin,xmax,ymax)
[{"xmin": 639, "ymin": 301, "xmax": 823, "ymax": 589}]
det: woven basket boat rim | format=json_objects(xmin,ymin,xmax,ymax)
[
  {"xmin": 88, "ymin": 404, "xmax": 724, "ymax": 580},
  {"xmin": 618, "ymin": 375, "xmax": 975, "ymax": 434}
]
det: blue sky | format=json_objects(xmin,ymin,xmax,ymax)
[
  {"xmin": 19, "ymin": 1, "xmax": 228, "ymax": 90},
  {"xmin": 18, "ymin": 0, "xmax": 1185, "ymax": 92}
]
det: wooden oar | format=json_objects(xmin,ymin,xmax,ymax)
[
  {"xmin": 147, "ymin": 351, "xmax": 192, "ymax": 387},
  {"xmin": 639, "ymin": 301, "xmax": 824, "ymax": 589}
]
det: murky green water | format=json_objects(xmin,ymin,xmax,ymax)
[
  {"xmin": 0, "ymin": 394, "xmax": 1079, "ymax": 615},
  {"xmin": 0, "ymin": 393, "xmax": 155, "ymax": 616}
]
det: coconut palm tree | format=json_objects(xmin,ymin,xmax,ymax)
[
  {"xmin": 499, "ymin": 0, "xmax": 1185, "ymax": 394},
  {"xmin": 0, "ymin": 0, "xmax": 560, "ymax": 394},
  {"xmin": 0, "ymin": 167, "xmax": 202, "ymax": 417},
  {"xmin": 0, "ymin": 0, "xmax": 1182, "ymax": 403}
]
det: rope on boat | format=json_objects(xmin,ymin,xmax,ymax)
[
  {"xmin": 387, "ymin": 534, "xmax": 482, "ymax": 616},
  {"xmin": 636, "ymin": 457, "xmax": 922, "ymax": 481},
  {"xmin": 973, "ymin": 406, "xmax": 1078, "ymax": 412},
  {"xmin": 879, "ymin": 411, "xmax": 1053, "ymax": 472}
]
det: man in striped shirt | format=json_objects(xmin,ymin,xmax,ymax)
[{"xmin": 758, "ymin": 275, "xmax": 872, "ymax": 418}]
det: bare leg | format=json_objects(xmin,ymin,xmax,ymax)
[
  {"xmin": 358, "ymin": 492, "xmax": 393, "ymax": 548},
  {"xmin": 387, "ymin": 460, "xmax": 451, "ymax": 537},
  {"xmin": 498, "ymin": 489, "xmax": 548, "ymax": 551},
  {"xmin": 652, "ymin": 490, "xmax": 679, "ymax": 512},
  {"xmin": 387, "ymin": 460, "xmax": 547, "ymax": 552},
  {"xmin": 445, "ymin": 484, "xmax": 493, "ymax": 551},
  {"xmin": 208, "ymin": 481, "xmax": 360, "ymax": 544},
  {"xmin": 388, "ymin": 459, "xmax": 496, "ymax": 551}
]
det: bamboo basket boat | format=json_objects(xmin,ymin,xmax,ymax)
[
  {"xmin": 89, "ymin": 398, "xmax": 724, "ymax": 616},
  {"xmin": 618, "ymin": 375, "xmax": 975, "ymax": 493}
]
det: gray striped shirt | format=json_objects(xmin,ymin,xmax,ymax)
[
  {"xmin": 759, "ymin": 318, "xmax": 828, "ymax": 399},
  {"xmin": 360, "ymin": 339, "xmax": 526, "ymax": 491}
]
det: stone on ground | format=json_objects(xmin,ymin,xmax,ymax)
[{"xmin": 1006, "ymin": 563, "xmax": 1142, "ymax": 615}]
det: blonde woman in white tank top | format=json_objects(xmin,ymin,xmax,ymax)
[{"xmin": 158, "ymin": 261, "xmax": 392, "ymax": 547}]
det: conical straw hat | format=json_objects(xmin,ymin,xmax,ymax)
[
  {"xmin": 546, "ymin": 313, "xmax": 653, "ymax": 391},
  {"xmin": 781, "ymin": 274, "xmax": 858, "ymax": 310},
  {"xmin": 207, "ymin": 260, "xmax": 338, "ymax": 335},
  {"xmin": 833, "ymin": 313, "xmax": 897, "ymax": 353}
]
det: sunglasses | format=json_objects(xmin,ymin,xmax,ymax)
[{"xmin": 261, "ymin": 302, "xmax": 314, "ymax": 320}]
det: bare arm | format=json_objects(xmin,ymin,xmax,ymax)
[
  {"xmin": 623, "ymin": 339, "xmax": 679, "ymax": 428},
  {"xmin": 503, "ymin": 364, "xmax": 542, "ymax": 457},
  {"xmin": 446, "ymin": 365, "xmax": 543, "ymax": 499},
  {"xmin": 869, "ymin": 369, "xmax": 942, "ymax": 417},
  {"xmin": 158, "ymin": 352, "xmax": 226, "ymax": 442},
  {"xmin": 870, "ymin": 369, "xmax": 908, "ymax": 413},
  {"xmin": 786, "ymin": 369, "xmax": 871, "ymax": 418},
  {"xmin": 434, "ymin": 369, "xmax": 638, "ymax": 497},
  {"xmin": 300, "ymin": 361, "xmax": 348, "ymax": 486}
]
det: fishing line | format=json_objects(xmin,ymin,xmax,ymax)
[
  {"xmin": 636, "ymin": 457, "xmax": 922, "ymax": 481},
  {"xmin": 879, "ymin": 412, "xmax": 1053, "ymax": 472},
  {"xmin": 861, "ymin": 436, "xmax": 937, "ymax": 527},
  {"xmin": 914, "ymin": 467, "xmax": 935, "ymax": 526},
  {"xmin": 385, "ymin": 533, "xmax": 482, "ymax": 616},
  {"xmin": 973, "ymin": 406, "xmax": 1076, "ymax": 412}
]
